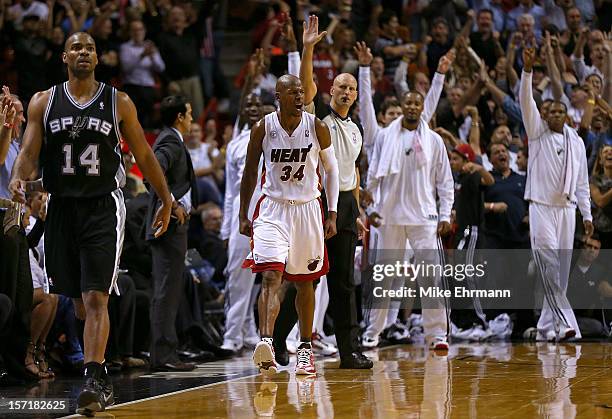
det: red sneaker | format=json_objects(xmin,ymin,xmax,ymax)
[{"xmin": 295, "ymin": 345, "xmax": 316, "ymax": 375}]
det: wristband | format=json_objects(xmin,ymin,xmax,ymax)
[{"xmin": 587, "ymin": 99, "xmax": 596, "ymax": 105}]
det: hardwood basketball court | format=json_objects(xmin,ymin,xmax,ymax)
[{"xmin": 59, "ymin": 342, "xmax": 612, "ymax": 418}]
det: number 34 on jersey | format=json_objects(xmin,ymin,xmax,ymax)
[{"xmin": 271, "ymin": 143, "xmax": 312, "ymax": 183}]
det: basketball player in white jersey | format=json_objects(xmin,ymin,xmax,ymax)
[{"xmin": 240, "ymin": 75, "xmax": 339, "ymax": 376}]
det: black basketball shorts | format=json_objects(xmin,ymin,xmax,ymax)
[{"xmin": 45, "ymin": 189, "xmax": 126, "ymax": 298}]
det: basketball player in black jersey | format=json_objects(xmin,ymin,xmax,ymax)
[{"xmin": 9, "ymin": 32, "xmax": 173, "ymax": 416}]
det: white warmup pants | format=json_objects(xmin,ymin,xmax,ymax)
[
  {"xmin": 529, "ymin": 203, "xmax": 581, "ymax": 339},
  {"xmin": 223, "ymin": 219, "xmax": 259, "ymax": 348},
  {"xmin": 364, "ymin": 224, "xmax": 448, "ymax": 340}
]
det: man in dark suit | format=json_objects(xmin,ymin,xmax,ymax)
[{"xmin": 146, "ymin": 95, "xmax": 197, "ymax": 371}]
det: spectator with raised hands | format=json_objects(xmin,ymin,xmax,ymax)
[
  {"xmin": 572, "ymin": 28, "xmax": 606, "ymax": 83},
  {"xmin": 355, "ymin": 41, "xmax": 453, "ymax": 159},
  {"xmin": 59, "ymin": 0, "xmax": 93, "ymax": 35}
]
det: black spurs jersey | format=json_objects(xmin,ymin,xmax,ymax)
[{"xmin": 41, "ymin": 82, "xmax": 125, "ymax": 197}]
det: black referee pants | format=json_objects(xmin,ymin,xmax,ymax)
[{"xmin": 273, "ymin": 191, "xmax": 360, "ymax": 358}]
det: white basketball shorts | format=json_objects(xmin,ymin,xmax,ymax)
[{"xmin": 243, "ymin": 196, "xmax": 329, "ymax": 282}]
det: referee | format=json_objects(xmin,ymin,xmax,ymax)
[
  {"xmin": 319, "ymin": 72, "xmax": 372, "ymax": 368},
  {"xmin": 276, "ymin": 16, "xmax": 372, "ymax": 369}
]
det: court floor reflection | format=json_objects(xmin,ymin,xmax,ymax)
[{"xmin": 106, "ymin": 342, "xmax": 612, "ymax": 418}]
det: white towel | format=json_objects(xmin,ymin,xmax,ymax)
[
  {"xmin": 561, "ymin": 124, "xmax": 579, "ymax": 201},
  {"xmin": 373, "ymin": 115, "xmax": 429, "ymax": 180}
]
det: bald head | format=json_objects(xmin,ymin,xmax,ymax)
[
  {"xmin": 330, "ymin": 73, "xmax": 357, "ymax": 114},
  {"xmin": 333, "ymin": 73, "xmax": 357, "ymax": 88},
  {"xmin": 275, "ymin": 75, "xmax": 304, "ymax": 117},
  {"xmin": 276, "ymin": 74, "xmax": 301, "ymax": 93}
]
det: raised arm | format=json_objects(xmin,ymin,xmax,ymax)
[
  {"xmin": 280, "ymin": 14, "xmax": 300, "ymax": 76},
  {"xmin": 506, "ymin": 32, "xmax": 522, "ymax": 89},
  {"xmin": 238, "ymin": 49, "xmax": 264, "ymax": 128},
  {"xmin": 519, "ymin": 47, "xmax": 547, "ymax": 140},
  {"xmin": 465, "ymin": 106, "xmax": 481, "ymax": 155},
  {"xmin": 239, "ymin": 118, "xmax": 265, "ymax": 236},
  {"xmin": 354, "ymin": 42, "xmax": 380, "ymax": 149},
  {"xmin": 543, "ymin": 32, "xmax": 563, "ymax": 101},
  {"xmin": 572, "ymin": 28, "xmax": 590, "ymax": 82},
  {"xmin": 0, "ymin": 86, "xmax": 17, "ymax": 164},
  {"xmin": 482, "ymin": 66, "xmax": 507, "ymax": 106},
  {"xmin": 300, "ymin": 15, "xmax": 327, "ymax": 105},
  {"xmin": 393, "ymin": 57, "xmax": 410, "ymax": 97},
  {"xmin": 423, "ymin": 49, "xmax": 455, "ymax": 123},
  {"xmin": 9, "ymin": 90, "xmax": 48, "ymax": 203},
  {"xmin": 117, "ymin": 91, "xmax": 171, "ymax": 237}
]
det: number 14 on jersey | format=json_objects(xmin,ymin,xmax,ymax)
[{"xmin": 62, "ymin": 143, "xmax": 101, "ymax": 176}]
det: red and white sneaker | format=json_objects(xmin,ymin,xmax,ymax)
[
  {"xmin": 254, "ymin": 339, "xmax": 278, "ymax": 376},
  {"xmin": 430, "ymin": 336, "xmax": 449, "ymax": 351},
  {"xmin": 295, "ymin": 345, "xmax": 317, "ymax": 375}
]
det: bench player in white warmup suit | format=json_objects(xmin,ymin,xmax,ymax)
[
  {"xmin": 519, "ymin": 47, "xmax": 593, "ymax": 341},
  {"xmin": 355, "ymin": 42, "xmax": 454, "ymax": 348},
  {"xmin": 366, "ymin": 90, "xmax": 454, "ymax": 351},
  {"xmin": 240, "ymin": 74, "xmax": 339, "ymax": 375},
  {"xmin": 220, "ymin": 93, "xmax": 263, "ymax": 353}
]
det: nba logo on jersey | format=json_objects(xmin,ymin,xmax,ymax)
[
  {"xmin": 305, "ymin": 129, "xmax": 309, "ymax": 137},
  {"xmin": 352, "ymin": 132, "xmax": 357, "ymax": 143},
  {"xmin": 270, "ymin": 131, "xmax": 277, "ymax": 138},
  {"xmin": 99, "ymin": 102, "xmax": 104, "ymax": 110}
]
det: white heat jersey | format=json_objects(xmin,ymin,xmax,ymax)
[{"xmin": 262, "ymin": 111, "xmax": 322, "ymax": 202}]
